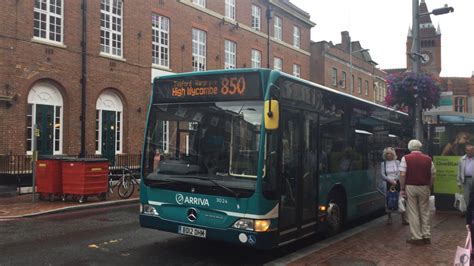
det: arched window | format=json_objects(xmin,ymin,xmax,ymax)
[
  {"xmin": 27, "ymin": 82, "xmax": 63, "ymax": 155},
  {"xmin": 96, "ymin": 91, "xmax": 123, "ymax": 162}
]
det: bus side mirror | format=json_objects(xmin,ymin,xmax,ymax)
[{"xmin": 264, "ymin": 100, "xmax": 279, "ymax": 130}]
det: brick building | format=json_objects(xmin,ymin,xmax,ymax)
[
  {"xmin": 0, "ymin": 0, "xmax": 314, "ymax": 181},
  {"xmin": 310, "ymin": 31, "xmax": 387, "ymax": 105},
  {"xmin": 386, "ymin": 0, "xmax": 474, "ymax": 120}
]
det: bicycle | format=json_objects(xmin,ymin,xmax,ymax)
[{"xmin": 108, "ymin": 166, "xmax": 140, "ymax": 199}]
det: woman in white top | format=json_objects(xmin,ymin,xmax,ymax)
[{"xmin": 381, "ymin": 147, "xmax": 408, "ymax": 225}]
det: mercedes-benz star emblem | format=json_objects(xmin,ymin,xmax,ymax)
[{"xmin": 187, "ymin": 208, "xmax": 198, "ymax": 222}]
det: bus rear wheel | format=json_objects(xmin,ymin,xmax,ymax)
[{"xmin": 326, "ymin": 194, "xmax": 345, "ymax": 235}]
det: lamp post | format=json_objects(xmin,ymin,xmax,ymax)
[
  {"xmin": 411, "ymin": 0, "xmax": 453, "ymax": 141},
  {"xmin": 266, "ymin": 4, "xmax": 273, "ymax": 69}
]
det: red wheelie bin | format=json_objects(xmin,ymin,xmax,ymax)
[
  {"xmin": 61, "ymin": 158, "xmax": 109, "ymax": 203},
  {"xmin": 36, "ymin": 156, "xmax": 63, "ymax": 201}
]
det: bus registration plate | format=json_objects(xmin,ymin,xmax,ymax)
[{"xmin": 178, "ymin": 225, "xmax": 207, "ymax": 238}]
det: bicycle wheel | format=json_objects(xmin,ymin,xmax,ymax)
[{"xmin": 118, "ymin": 176, "xmax": 135, "ymax": 199}]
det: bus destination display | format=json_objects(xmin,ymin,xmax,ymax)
[{"xmin": 154, "ymin": 73, "xmax": 262, "ymax": 103}]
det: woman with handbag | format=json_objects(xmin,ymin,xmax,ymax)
[{"xmin": 381, "ymin": 147, "xmax": 409, "ymax": 225}]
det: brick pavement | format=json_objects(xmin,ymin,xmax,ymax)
[
  {"xmin": 282, "ymin": 211, "xmax": 467, "ymax": 266},
  {"xmin": 0, "ymin": 190, "xmax": 138, "ymax": 219}
]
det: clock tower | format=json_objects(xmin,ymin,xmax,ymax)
[{"xmin": 406, "ymin": 0, "xmax": 442, "ymax": 77}]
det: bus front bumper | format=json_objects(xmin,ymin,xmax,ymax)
[{"xmin": 140, "ymin": 214, "xmax": 278, "ymax": 249}]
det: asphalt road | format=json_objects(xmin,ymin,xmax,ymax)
[
  {"xmin": 0, "ymin": 203, "xmax": 384, "ymax": 265},
  {"xmin": 0, "ymin": 204, "xmax": 316, "ymax": 265}
]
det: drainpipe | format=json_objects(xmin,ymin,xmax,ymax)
[{"xmin": 79, "ymin": 0, "xmax": 87, "ymax": 157}]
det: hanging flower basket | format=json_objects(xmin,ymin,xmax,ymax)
[{"xmin": 385, "ymin": 72, "xmax": 442, "ymax": 110}]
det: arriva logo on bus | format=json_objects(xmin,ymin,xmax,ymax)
[{"xmin": 176, "ymin": 193, "xmax": 210, "ymax": 207}]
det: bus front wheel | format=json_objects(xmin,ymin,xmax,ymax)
[{"xmin": 326, "ymin": 193, "xmax": 345, "ymax": 235}]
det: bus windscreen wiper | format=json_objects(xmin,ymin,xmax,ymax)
[
  {"xmin": 184, "ymin": 176, "xmax": 240, "ymax": 198},
  {"xmin": 146, "ymin": 178, "xmax": 188, "ymax": 188}
]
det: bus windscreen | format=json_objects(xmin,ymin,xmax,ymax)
[{"xmin": 153, "ymin": 72, "xmax": 263, "ymax": 103}]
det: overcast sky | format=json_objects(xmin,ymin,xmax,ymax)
[{"xmin": 291, "ymin": 0, "xmax": 473, "ymax": 77}]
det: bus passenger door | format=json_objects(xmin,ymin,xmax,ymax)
[
  {"xmin": 278, "ymin": 109, "xmax": 319, "ymax": 242},
  {"xmin": 278, "ymin": 108, "xmax": 301, "ymax": 238},
  {"xmin": 301, "ymin": 112, "xmax": 318, "ymax": 225}
]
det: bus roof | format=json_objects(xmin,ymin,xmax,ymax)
[
  {"xmin": 152, "ymin": 68, "xmax": 408, "ymax": 118},
  {"xmin": 152, "ymin": 68, "xmax": 271, "ymax": 82},
  {"xmin": 275, "ymin": 70, "xmax": 408, "ymax": 117}
]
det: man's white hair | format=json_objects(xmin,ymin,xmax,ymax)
[{"xmin": 408, "ymin": 139, "xmax": 422, "ymax": 151}]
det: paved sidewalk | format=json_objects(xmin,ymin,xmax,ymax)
[
  {"xmin": 0, "ymin": 190, "xmax": 138, "ymax": 220},
  {"xmin": 270, "ymin": 211, "xmax": 468, "ymax": 265}
]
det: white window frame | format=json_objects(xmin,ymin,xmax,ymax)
[
  {"xmin": 358, "ymin": 77, "xmax": 362, "ymax": 94},
  {"xmin": 293, "ymin": 64, "xmax": 301, "ymax": 78},
  {"xmin": 225, "ymin": 0, "xmax": 236, "ymax": 20},
  {"xmin": 365, "ymin": 80, "xmax": 369, "ymax": 96},
  {"xmin": 95, "ymin": 110, "xmax": 100, "ymax": 152},
  {"xmin": 251, "ymin": 5, "xmax": 261, "ymax": 31},
  {"xmin": 192, "ymin": 0, "xmax": 206, "ymax": 8},
  {"xmin": 27, "ymin": 82, "xmax": 64, "ymax": 155},
  {"xmin": 274, "ymin": 57, "xmax": 282, "ymax": 71},
  {"xmin": 274, "ymin": 16, "xmax": 282, "ymax": 41},
  {"xmin": 341, "ymin": 71, "xmax": 347, "ymax": 88},
  {"xmin": 351, "ymin": 75, "xmax": 355, "ymax": 94},
  {"xmin": 293, "ymin": 26, "xmax": 300, "ymax": 48},
  {"xmin": 251, "ymin": 49, "xmax": 261, "ymax": 68},
  {"xmin": 33, "ymin": 0, "xmax": 64, "ymax": 43},
  {"xmin": 100, "ymin": 0, "xmax": 123, "ymax": 57},
  {"xmin": 455, "ymin": 96, "xmax": 467, "ymax": 112},
  {"xmin": 224, "ymin": 40, "xmax": 236, "ymax": 69},
  {"xmin": 152, "ymin": 14, "xmax": 170, "ymax": 68},
  {"xmin": 331, "ymin": 68, "xmax": 337, "ymax": 86},
  {"xmin": 95, "ymin": 110, "xmax": 123, "ymax": 154},
  {"xmin": 192, "ymin": 28, "xmax": 207, "ymax": 71},
  {"xmin": 96, "ymin": 91, "xmax": 124, "ymax": 155}
]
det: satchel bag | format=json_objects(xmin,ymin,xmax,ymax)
[
  {"xmin": 455, "ymin": 193, "xmax": 467, "ymax": 213},
  {"xmin": 454, "ymin": 231, "xmax": 471, "ymax": 266},
  {"xmin": 386, "ymin": 186, "xmax": 399, "ymax": 211}
]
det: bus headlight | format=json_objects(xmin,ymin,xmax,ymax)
[
  {"xmin": 141, "ymin": 204, "xmax": 159, "ymax": 216},
  {"xmin": 232, "ymin": 219, "xmax": 271, "ymax": 232},
  {"xmin": 254, "ymin": 219, "xmax": 271, "ymax": 232},
  {"xmin": 233, "ymin": 219, "xmax": 254, "ymax": 231}
]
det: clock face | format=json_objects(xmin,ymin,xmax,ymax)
[{"xmin": 421, "ymin": 53, "xmax": 431, "ymax": 64}]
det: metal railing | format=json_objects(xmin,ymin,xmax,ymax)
[
  {"xmin": 0, "ymin": 155, "xmax": 33, "ymax": 174},
  {"xmin": 0, "ymin": 154, "xmax": 141, "ymax": 186}
]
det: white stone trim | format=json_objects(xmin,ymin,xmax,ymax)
[{"xmin": 96, "ymin": 91, "xmax": 123, "ymax": 111}]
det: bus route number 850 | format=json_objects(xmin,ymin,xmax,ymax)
[{"xmin": 221, "ymin": 76, "xmax": 246, "ymax": 95}]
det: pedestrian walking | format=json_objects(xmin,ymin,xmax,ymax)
[
  {"xmin": 399, "ymin": 139, "xmax": 436, "ymax": 245},
  {"xmin": 380, "ymin": 147, "xmax": 408, "ymax": 225},
  {"xmin": 458, "ymin": 144, "xmax": 474, "ymax": 209}
]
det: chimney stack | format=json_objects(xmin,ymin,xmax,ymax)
[{"xmin": 341, "ymin": 31, "xmax": 351, "ymax": 52}]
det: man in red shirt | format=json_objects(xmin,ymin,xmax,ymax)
[{"xmin": 399, "ymin": 139, "xmax": 436, "ymax": 245}]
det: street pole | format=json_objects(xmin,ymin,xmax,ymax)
[
  {"xmin": 349, "ymin": 40, "xmax": 353, "ymax": 95},
  {"xmin": 266, "ymin": 4, "xmax": 272, "ymax": 69},
  {"xmin": 412, "ymin": 0, "xmax": 423, "ymax": 142},
  {"xmin": 411, "ymin": 2, "xmax": 453, "ymax": 141},
  {"xmin": 32, "ymin": 124, "xmax": 38, "ymax": 202}
]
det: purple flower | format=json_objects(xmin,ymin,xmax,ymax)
[{"xmin": 385, "ymin": 72, "xmax": 441, "ymax": 110}]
